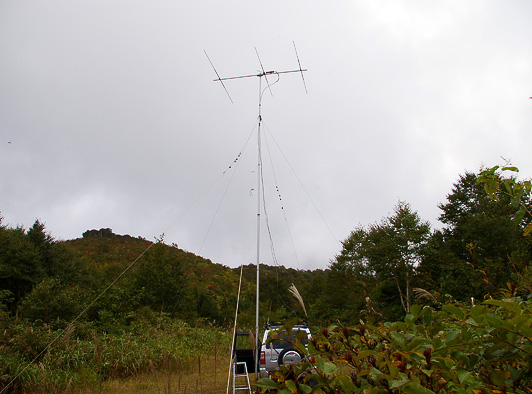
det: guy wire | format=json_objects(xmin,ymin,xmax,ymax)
[
  {"xmin": 196, "ymin": 120, "xmax": 257, "ymax": 255},
  {"xmin": 259, "ymin": 144, "xmax": 298, "ymax": 319},
  {"xmin": 262, "ymin": 123, "xmax": 301, "ymax": 270},
  {"xmin": 264, "ymin": 123, "xmax": 341, "ymax": 246},
  {"xmin": 169, "ymin": 119, "xmax": 258, "ymax": 313}
]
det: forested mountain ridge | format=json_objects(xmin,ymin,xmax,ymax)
[
  {"xmin": 61, "ymin": 230, "xmax": 320, "ymax": 328},
  {"xmin": 1, "ymin": 167, "xmax": 532, "ymax": 329},
  {"xmin": 2, "ymin": 166, "xmax": 532, "ymax": 392}
]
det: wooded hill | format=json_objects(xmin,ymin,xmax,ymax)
[
  {"xmin": 2, "ymin": 223, "xmax": 324, "ymax": 331},
  {"xmin": 64, "ymin": 230, "xmax": 325, "ymax": 329},
  {"xmin": 1, "ymin": 167, "xmax": 532, "ymax": 330}
]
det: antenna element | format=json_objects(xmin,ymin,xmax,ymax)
[
  {"xmin": 204, "ymin": 50, "xmax": 234, "ymax": 103},
  {"xmin": 293, "ymin": 41, "xmax": 308, "ymax": 94},
  {"xmin": 255, "ymin": 47, "xmax": 274, "ymax": 97}
]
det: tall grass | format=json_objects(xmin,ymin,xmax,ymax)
[
  {"xmin": 0, "ymin": 317, "xmax": 231, "ymax": 393},
  {"xmin": 72, "ymin": 351, "xmax": 256, "ymax": 394}
]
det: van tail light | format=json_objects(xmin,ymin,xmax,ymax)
[
  {"xmin": 310, "ymin": 356, "xmax": 315, "ymax": 363},
  {"xmin": 260, "ymin": 351, "xmax": 265, "ymax": 364}
]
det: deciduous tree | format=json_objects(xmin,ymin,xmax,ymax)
[{"xmin": 330, "ymin": 202, "xmax": 430, "ymax": 321}]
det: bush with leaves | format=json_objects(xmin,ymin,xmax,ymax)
[
  {"xmin": 477, "ymin": 165, "xmax": 532, "ymax": 237},
  {"xmin": 257, "ymin": 298, "xmax": 532, "ymax": 393}
]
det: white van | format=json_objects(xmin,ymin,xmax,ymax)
[{"xmin": 259, "ymin": 323, "xmax": 311, "ymax": 377}]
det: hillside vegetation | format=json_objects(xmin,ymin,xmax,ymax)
[{"xmin": 1, "ymin": 165, "xmax": 532, "ymax": 392}]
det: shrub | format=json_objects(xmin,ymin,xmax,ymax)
[{"xmin": 257, "ymin": 298, "xmax": 532, "ymax": 393}]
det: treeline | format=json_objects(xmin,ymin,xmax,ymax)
[
  {"xmin": 0, "ymin": 221, "xmax": 321, "ymax": 331},
  {"xmin": 1, "ymin": 168, "xmax": 531, "ymax": 329},
  {"xmin": 321, "ymin": 169, "xmax": 532, "ymax": 324}
]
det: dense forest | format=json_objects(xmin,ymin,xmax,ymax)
[{"xmin": 2, "ymin": 165, "xmax": 532, "ymax": 392}]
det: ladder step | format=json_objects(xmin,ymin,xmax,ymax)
[{"xmin": 233, "ymin": 361, "xmax": 251, "ymax": 394}]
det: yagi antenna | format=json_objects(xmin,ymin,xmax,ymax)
[{"xmin": 205, "ymin": 43, "xmax": 308, "ymax": 103}]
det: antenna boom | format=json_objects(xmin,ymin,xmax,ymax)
[{"xmin": 214, "ymin": 69, "xmax": 307, "ymax": 82}]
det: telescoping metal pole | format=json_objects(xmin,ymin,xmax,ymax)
[{"xmin": 206, "ymin": 44, "xmax": 307, "ymax": 382}]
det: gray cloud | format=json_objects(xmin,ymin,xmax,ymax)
[{"xmin": 1, "ymin": 0, "xmax": 532, "ymax": 269}]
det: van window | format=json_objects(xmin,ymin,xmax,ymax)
[{"xmin": 270, "ymin": 329, "xmax": 308, "ymax": 349}]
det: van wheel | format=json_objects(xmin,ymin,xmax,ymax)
[{"xmin": 278, "ymin": 348, "xmax": 303, "ymax": 366}]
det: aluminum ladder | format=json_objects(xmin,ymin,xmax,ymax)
[{"xmin": 232, "ymin": 361, "xmax": 251, "ymax": 394}]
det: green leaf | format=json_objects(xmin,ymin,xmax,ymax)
[
  {"xmin": 316, "ymin": 355, "xmax": 325, "ymax": 371},
  {"xmin": 444, "ymin": 330, "xmax": 460, "ymax": 343},
  {"xmin": 504, "ymin": 179, "xmax": 515, "ymax": 193},
  {"xmin": 467, "ymin": 353, "xmax": 480, "ymax": 369},
  {"xmin": 389, "ymin": 379, "xmax": 410, "ymax": 389},
  {"xmin": 457, "ymin": 370, "xmax": 471, "ymax": 384},
  {"xmin": 514, "ymin": 206, "xmax": 526, "ymax": 224},
  {"xmin": 484, "ymin": 299, "xmax": 522, "ymax": 315},
  {"xmin": 299, "ymin": 384, "xmax": 312, "ymax": 394},
  {"xmin": 501, "ymin": 166, "xmax": 519, "ymax": 173},
  {"xmin": 285, "ymin": 379, "xmax": 297, "ymax": 393},
  {"xmin": 469, "ymin": 305, "xmax": 489, "ymax": 320},
  {"xmin": 368, "ymin": 367, "xmax": 384, "ymax": 378},
  {"xmin": 331, "ymin": 375, "xmax": 357, "ymax": 393},
  {"xmin": 489, "ymin": 370, "xmax": 507, "ymax": 387},
  {"xmin": 406, "ymin": 338, "xmax": 432, "ymax": 352},
  {"xmin": 423, "ymin": 307, "xmax": 433, "ymax": 325},
  {"xmin": 390, "ymin": 332, "xmax": 406, "ymax": 349},
  {"xmin": 409, "ymin": 304, "xmax": 423, "ymax": 318},
  {"xmin": 386, "ymin": 358, "xmax": 399, "ymax": 378},
  {"xmin": 442, "ymin": 304, "xmax": 465, "ymax": 320},
  {"xmin": 316, "ymin": 355, "xmax": 337, "ymax": 375},
  {"xmin": 523, "ymin": 222, "xmax": 532, "ymax": 237},
  {"xmin": 402, "ymin": 384, "xmax": 436, "ymax": 394},
  {"xmin": 256, "ymin": 378, "xmax": 279, "ymax": 389},
  {"xmin": 278, "ymin": 390, "xmax": 293, "ymax": 394},
  {"xmin": 322, "ymin": 361, "xmax": 337, "ymax": 375},
  {"xmin": 356, "ymin": 350, "xmax": 377, "ymax": 360},
  {"xmin": 483, "ymin": 314, "xmax": 511, "ymax": 330}
]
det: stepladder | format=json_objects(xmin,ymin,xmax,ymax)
[{"xmin": 232, "ymin": 361, "xmax": 251, "ymax": 394}]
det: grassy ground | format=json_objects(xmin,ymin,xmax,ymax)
[{"xmin": 71, "ymin": 355, "xmax": 258, "ymax": 394}]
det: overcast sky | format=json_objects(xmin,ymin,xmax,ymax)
[{"xmin": 1, "ymin": 1, "xmax": 531, "ymax": 270}]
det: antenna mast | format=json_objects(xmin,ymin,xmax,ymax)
[{"xmin": 206, "ymin": 43, "xmax": 307, "ymax": 381}]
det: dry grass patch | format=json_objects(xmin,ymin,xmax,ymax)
[{"xmin": 71, "ymin": 354, "xmax": 257, "ymax": 394}]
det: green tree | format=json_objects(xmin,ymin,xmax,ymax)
[
  {"xmin": 433, "ymin": 171, "xmax": 530, "ymax": 298},
  {"xmin": 19, "ymin": 278, "xmax": 86, "ymax": 328},
  {"xmin": 325, "ymin": 227, "xmax": 375, "ymax": 324},
  {"xmin": 330, "ymin": 202, "xmax": 430, "ymax": 321},
  {"xmin": 0, "ymin": 224, "xmax": 44, "ymax": 314},
  {"xmin": 133, "ymin": 239, "xmax": 187, "ymax": 316}
]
